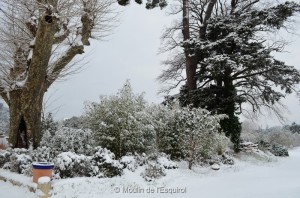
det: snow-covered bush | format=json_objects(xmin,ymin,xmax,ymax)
[
  {"xmin": 54, "ymin": 147, "xmax": 123, "ymax": 179},
  {"xmin": 149, "ymin": 104, "xmax": 185, "ymax": 160},
  {"xmin": 214, "ymin": 133, "xmax": 231, "ymax": 155},
  {"xmin": 270, "ymin": 144, "xmax": 289, "ymax": 157},
  {"xmin": 221, "ymin": 153, "xmax": 234, "ymax": 165},
  {"xmin": 257, "ymin": 140, "xmax": 272, "ymax": 151},
  {"xmin": 31, "ymin": 146, "xmax": 56, "ymax": 163},
  {"xmin": 150, "ymin": 102, "xmax": 229, "ymax": 167},
  {"xmin": 241, "ymin": 122, "xmax": 300, "ymax": 149},
  {"xmin": 54, "ymin": 152, "xmax": 91, "ymax": 178},
  {"xmin": 267, "ymin": 129, "xmax": 296, "ymax": 148},
  {"xmin": 120, "ymin": 155, "xmax": 138, "ymax": 172},
  {"xmin": 157, "ymin": 154, "xmax": 178, "ymax": 169},
  {"xmin": 2, "ymin": 149, "xmax": 32, "ymax": 175},
  {"xmin": 41, "ymin": 112, "xmax": 58, "ymax": 136},
  {"xmin": 0, "ymin": 150, "xmax": 11, "ymax": 167},
  {"xmin": 180, "ymin": 108, "xmax": 227, "ymax": 169},
  {"xmin": 40, "ymin": 127, "xmax": 95, "ymax": 155},
  {"xmin": 160, "ymin": 104, "xmax": 227, "ymax": 169},
  {"xmin": 62, "ymin": 116, "xmax": 88, "ymax": 129},
  {"xmin": 85, "ymin": 80, "xmax": 156, "ymax": 158},
  {"xmin": 90, "ymin": 147, "xmax": 123, "ymax": 178},
  {"xmin": 141, "ymin": 162, "xmax": 166, "ymax": 182}
]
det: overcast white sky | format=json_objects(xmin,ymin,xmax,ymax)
[{"xmin": 44, "ymin": 2, "xmax": 300, "ymax": 127}]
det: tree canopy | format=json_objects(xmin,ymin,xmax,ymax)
[{"xmin": 159, "ymin": 0, "xmax": 300, "ymax": 150}]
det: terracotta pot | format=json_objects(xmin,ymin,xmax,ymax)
[{"xmin": 32, "ymin": 162, "xmax": 54, "ymax": 183}]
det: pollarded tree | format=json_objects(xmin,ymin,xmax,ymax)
[{"xmin": 0, "ymin": 0, "xmax": 116, "ymax": 148}]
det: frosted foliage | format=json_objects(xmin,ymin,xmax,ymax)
[
  {"xmin": 241, "ymin": 124, "xmax": 300, "ymax": 148},
  {"xmin": 150, "ymin": 102, "xmax": 228, "ymax": 163},
  {"xmin": 54, "ymin": 147, "xmax": 122, "ymax": 179},
  {"xmin": 85, "ymin": 80, "xmax": 156, "ymax": 158},
  {"xmin": 40, "ymin": 127, "xmax": 95, "ymax": 155},
  {"xmin": 62, "ymin": 116, "xmax": 87, "ymax": 129},
  {"xmin": 41, "ymin": 112, "xmax": 57, "ymax": 136},
  {"xmin": 120, "ymin": 155, "xmax": 138, "ymax": 172},
  {"xmin": 0, "ymin": 103, "xmax": 9, "ymax": 134},
  {"xmin": 142, "ymin": 162, "xmax": 166, "ymax": 182},
  {"xmin": 86, "ymin": 81, "xmax": 229, "ymax": 162},
  {"xmin": 1, "ymin": 148, "xmax": 32, "ymax": 176}
]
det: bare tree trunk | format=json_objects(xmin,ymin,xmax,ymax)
[
  {"xmin": 182, "ymin": 0, "xmax": 217, "ymax": 106},
  {"xmin": 182, "ymin": 0, "xmax": 197, "ymax": 100}
]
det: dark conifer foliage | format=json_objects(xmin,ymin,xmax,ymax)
[
  {"xmin": 117, "ymin": 0, "xmax": 167, "ymax": 9},
  {"xmin": 175, "ymin": 1, "xmax": 300, "ymax": 150},
  {"xmin": 184, "ymin": 2, "xmax": 300, "ymax": 150}
]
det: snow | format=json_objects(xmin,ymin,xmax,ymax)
[
  {"xmin": 0, "ymin": 180, "xmax": 37, "ymax": 198},
  {"xmin": 211, "ymin": 163, "xmax": 220, "ymax": 170},
  {"xmin": 32, "ymin": 162, "xmax": 54, "ymax": 167},
  {"xmin": 0, "ymin": 169, "xmax": 36, "ymax": 189},
  {"xmin": 73, "ymin": 35, "xmax": 83, "ymax": 46},
  {"xmin": 1, "ymin": 148, "xmax": 300, "ymax": 198},
  {"xmin": 38, "ymin": 176, "xmax": 50, "ymax": 184}
]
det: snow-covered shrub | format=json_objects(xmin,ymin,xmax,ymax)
[
  {"xmin": 270, "ymin": 144, "xmax": 289, "ymax": 157},
  {"xmin": 257, "ymin": 140, "xmax": 272, "ymax": 151},
  {"xmin": 141, "ymin": 162, "xmax": 166, "ymax": 182},
  {"xmin": 3, "ymin": 149, "xmax": 32, "ymax": 174},
  {"xmin": 54, "ymin": 147, "xmax": 123, "ymax": 179},
  {"xmin": 149, "ymin": 104, "xmax": 185, "ymax": 160},
  {"xmin": 41, "ymin": 112, "xmax": 58, "ymax": 136},
  {"xmin": 31, "ymin": 146, "xmax": 56, "ymax": 162},
  {"xmin": 54, "ymin": 152, "xmax": 91, "ymax": 178},
  {"xmin": 134, "ymin": 153, "xmax": 148, "ymax": 166},
  {"xmin": 120, "ymin": 155, "xmax": 138, "ymax": 172},
  {"xmin": 241, "ymin": 123, "xmax": 300, "ymax": 149},
  {"xmin": 62, "ymin": 116, "xmax": 88, "ymax": 129},
  {"xmin": 85, "ymin": 80, "xmax": 156, "ymax": 158},
  {"xmin": 90, "ymin": 147, "xmax": 123, "ymax": 178},
  {"xmin": 0, "ymin": 149, "xmax": 11, "ymax": 168},
  {"xmin": 176, "ymin": 106, "xmax": 227, "ymax": 169},
  {"xmin": 150, "ymin": 102, "xmax": 228, "ymax": 167},
  {"xmin": 267, "ymin": 129, "xmax": 295, "ymax": 148},
  {"xmin": 214, "ymin": 133, "xmax": 231, "ymax": 155},
  {"xmin": 142, "ymin": 152, "xmax": 178, "ymax": 169},
  {"xmin": 157, "ymin": 154, "xmax": 178, "ymax": 169},
  {"xmin": 40, "ymin": 127, "xmax": 95, "ymax": 155},
  {"xmin": 221, "ymin": 153, "xmax": 234, "ymax": 165}
]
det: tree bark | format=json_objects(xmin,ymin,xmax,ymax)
[
  {"xmin": 9, "ymin": 89, "xmax": 44, "ymax": 148},
  {"xmin": 182, "ymin": 0, "xmax": 217, "ymax": 106},
  {"xmin": 182, "ymin": 0, "xmax": 197, "ymax": 100},
  {"xmin": 1, "ymin": 1, "xmax": 98, "ymax": 149},
  {"xmin": 220, "ymin": 68, "xmax": 241, "ymax": 152}
]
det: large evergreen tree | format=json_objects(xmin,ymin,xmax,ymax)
[
  {"xmin": 183, "ymin": 1, "xmax": 300, "ymax": 150},
  {"xmin": 160, "ymin": 1, "xmax": 300, "ymax": 151}
]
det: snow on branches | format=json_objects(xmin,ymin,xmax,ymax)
[{"xmin": 0, "ymin": 0, "xmax": 116, "ymax": 99}]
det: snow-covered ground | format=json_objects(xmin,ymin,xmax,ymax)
[{"xmin": 1, "ymin": 148, "xmax": 300, "ymax": 198}]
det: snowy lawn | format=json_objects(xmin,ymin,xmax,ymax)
[{"xmin": 1, "ymin": 148, "xmax": 300, "ymax": 198}]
